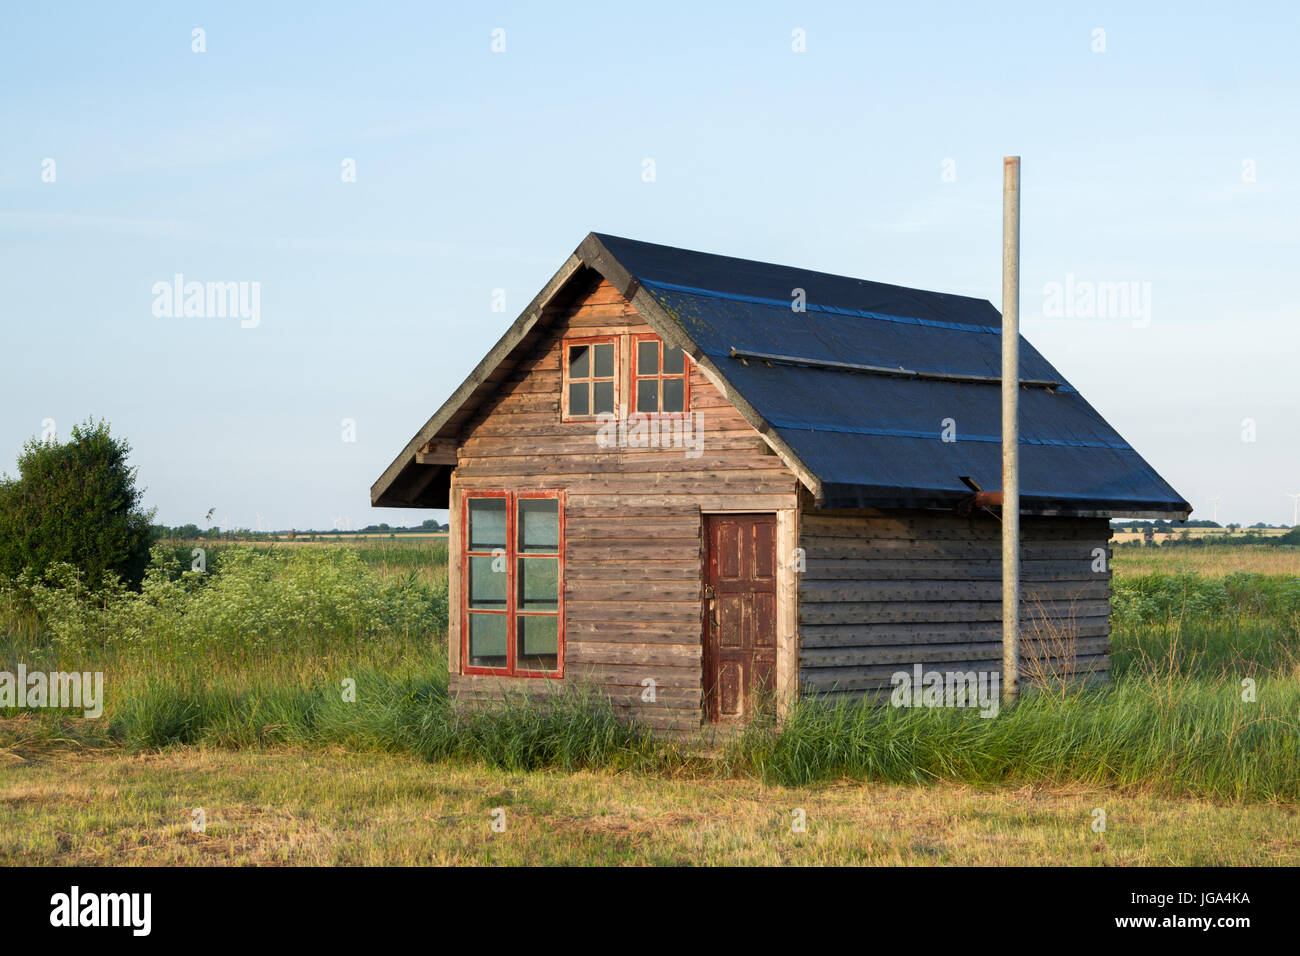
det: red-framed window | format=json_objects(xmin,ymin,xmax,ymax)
[
  {"xmin": 562, "ymin": 335, "xmax": 617, "ymax": 421},
  {"xmin": 632, "ymin": 333, "xmax": 689, "ymax": 414},
  {"xmin": 462, "ymin": 490, "xmax": 564, "ymax": 678}
]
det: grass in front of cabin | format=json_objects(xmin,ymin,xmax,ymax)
[
  {"xmin": 2, "ymin": 539, "xmax": 1300, "ymax": 864},
  {"xmin": 3, "ymin": 749, "xmax": 1297, "ymax": 865}
]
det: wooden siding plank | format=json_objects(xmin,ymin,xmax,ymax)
[
  {"xmin": 801, "ymin": 656, "xmax": 1111, "ymax": 693},
  {"xmin": 799, "ymin": 619, "xmax": 1111, "ymax": 648},
  {"xmin": 568, "ymin": 493, "xmax": 795, "ymax": 512},
  {"xmin": 802, "ymin": 558, "xmax": 1110, "ymax": 581},
  {"xmin": 565, "ymin": 561, "xmax": 701, "ymax": 582},
  {"xmin": 567, "ymin": 581, "xmax": 702, "ymax": 603},
  {"xmin": 800, "ymin": 636, "xmax": 1112, "ymax": 668},
  {"xmin": 799, "ymin": 597, "xmax": 1111, "ymax": 626},
  {"xmin": 800, "ymin": 513, "xmax": 1110, "ymax": 540},
  {"xmin": 566, "ymin": 599, "xmax": 704, "ymax": 624},
  {"xmin": 455, "ymin": 452, "xmax": 785, "ymax": 476},
  {"xmin": 800, "ymin": 538, "xmax": 1110, "ymax": 561},
  {"xmin": 566, "ymin": 620, "xmax": 702, "ymax": 643},
  {"xmin": 799, "ymin": 580, "xmax": 1112, "ymax": 603},
  {"xmin": 566, "ymin": 642, "xmax": 701, "ymax": 665}
]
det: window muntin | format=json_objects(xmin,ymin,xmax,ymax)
[
  {"xmin": 463, "ymin": 492, "xmax": 563, "ymax": 676},
  {"xmin": 563, "ymin": 336, "xmax": 617, "ymax": 420},
  {"xmin": 632, "ymin": 334, "xmax": 688, "ymax": 414}
]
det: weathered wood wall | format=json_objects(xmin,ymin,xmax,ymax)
[
  {"xmin": 447, "ymin": 272, "xmax": 799, "ymax": 729},
  {"xmin": 798, "ymin": 509, "xmax": 1112, "ymax": 702}
]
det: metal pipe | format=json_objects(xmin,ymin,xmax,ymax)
[{"xmin": 1002, "ymin": 156, "xmax": 1021, "ymax": 705}]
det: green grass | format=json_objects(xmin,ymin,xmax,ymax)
[{"xmin": 2, "ymin": 543, "xmax": 1299, "ymax": 805}]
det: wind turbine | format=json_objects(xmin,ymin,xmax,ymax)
[
  {"xmin": 1209, "ymin": 496, "xmax": 1221, "ymax": 525},
  {"xmin": 1287, "ymin": 493, "xmax": 1300, "ymax": 528}
]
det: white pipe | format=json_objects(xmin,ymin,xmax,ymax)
[{"xmin": 1002, "ymin": 156, "xmax": 1021, "ymax": 704}]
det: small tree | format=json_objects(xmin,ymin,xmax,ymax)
[{"xmin": 0, "ymin": 419, "xmax": 154, "ymax": 588}]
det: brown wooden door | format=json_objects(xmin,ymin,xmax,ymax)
[{"xmin": 703, "ymin": 514, "xmax": 777, "ymax": 722}]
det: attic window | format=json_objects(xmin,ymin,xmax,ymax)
[
  {"xmin": 563, "ymin": 336, "xmax": 617, "ymax": 420},
  {"xmin": 632, "ymin": 333, "xmax": 689, "ymax": 414}
]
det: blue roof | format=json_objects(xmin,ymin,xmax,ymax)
[{"xmin": 595, "ymin": 233, "xmax": 1189, "ymax": 515}]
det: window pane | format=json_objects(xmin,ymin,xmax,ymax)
[
  {"xmin": 637, "ymin": 340, "xmax": 659, "ymax": 375},
  {"xmin": 568, "ymin": 345, "xmax": 590, "ymax": 379},
  {"xmin": 593, "ymin": 343, "xmax": 614, "ymax": 378},
  {"xmin": 663, "ymin": 346, "xmax": 684, "ymax": 375},
  {"xmin": 593, "ymin": 380, "xmax": 614, "ymax": 414},
  {"xmin": 468, "ymin": 498, "xmax": 507, "ymax": 550},
  {"xmin": 468, "ymin": 555, "xmax": 507, "ymax": 608},
  {"xmin": 662, "ymin": 377, "xmax": 685, "ymax": 412},
  {"xmin": 517, "ymin": 556, "xmax": 558, "ymax": 610},
  {"xmin": 636, "ymin": 379, "xmax": 658, "ymax": 413},
  {"xmin": 518, "ymin": 499, "xmax": 559, "ymax": 553},
  {"xmin": 468, "ymin": 613, "xmax": 508, "ymax": 668},
  {"xmin": 516, "ymin": 616, "xmax": 558, "ymax": 672},
  {"xmin": 569, "ymin": 382, "xmax": 589, "ymax": 416}
]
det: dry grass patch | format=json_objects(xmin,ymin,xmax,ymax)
[
  {"xmin": 1113, "ymin": 545, "xmax": 1300, "ymax": 577},
  {"xmin": 2, "ymin": 749, "xmax": 1296, "ymax": 866}
]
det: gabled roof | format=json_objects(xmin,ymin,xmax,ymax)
[{"xmin": 373, "ymin": 232, "xmax": 1190, "ymax": 518}]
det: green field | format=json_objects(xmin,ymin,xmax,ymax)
[{"xmin": 2, "ymin": 539, "xmax": 1298, "ymax": 865}]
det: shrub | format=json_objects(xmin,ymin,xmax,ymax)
[
  {"xmin": 0, "ymin": 419, "xmax": 153, "ymax": 589},
  {"xmin": 0, "ymin": 544, "xmax": 447, "ymax": 656}
]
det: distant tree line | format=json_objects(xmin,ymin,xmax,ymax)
[
  {"xmin": 1113, "ymin": 526, "xmax": 1300, "ymax": 548},
  {"xmin": 149, "ymin": 518, "xmax": 448, "ymax": 540},
  {"xmin": 1111, "ymin": 519, "xmax": 1293, "ymax": 532}
]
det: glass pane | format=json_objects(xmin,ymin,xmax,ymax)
[
  {"xmin": 468, "ymin": 498, "xmax": 507, "ymax": 550},
  {"xmin": 568, "ymin": 345, "xmax": 590, "ymax": 379},
  {"xmin": 662, "ymin": 377, "xmax": 685, "ymax": 412},
  {"xmin": 663, "ymin": 346, "xmax": 684, "ymax": 375},
  {"xmin": 516, "ymin": 616, "xmax": 558, "ymax": 672},
  {"xmin": 517, "ymin": 557, "xmax": 559, "ymax": 610},
  {"xmin": 637, "ymin": 340, "xmax": 659, "ymax": 375},
  {"xmin": 593, "ymin": 380, "xmax": 614, "ymax": 414},
  {"xmin": 593, "ymin": 343, "xmax": 614, "ymax": 378},
  {"xmin": 636, "ymin": 379, "xmax": 658, "ymax": 413},
  {"xmin": 468, "ymin": 613, "xmax": 508, "ymax": 668},
  {"xmin": 518, "ymin": 499, "xmax": 559, "ymax": 553},
  {"xmin": 569, "ymin": 382, "xmax": 589, "ymax": 416},
  {"xmin": 468, "ymin": 555, "xmax": 507, "ymax": 609}
]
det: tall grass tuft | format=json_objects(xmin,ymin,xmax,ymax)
[
  {"xmin": 106, "ymin": 674, "xmax": 680, "ymax": 775},
  {"xmin": 723, "ymin": 678, "xmax": 1300, "ymax": 801}
]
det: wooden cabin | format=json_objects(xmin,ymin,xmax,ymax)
[{"xmin": 372, "ymin": 234, "xmax": 1189, "ymax": 730}]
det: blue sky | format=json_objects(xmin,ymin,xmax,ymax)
[{"xmin": 2, "ymin": 1, "xmax": 1297, "ymax": 529}]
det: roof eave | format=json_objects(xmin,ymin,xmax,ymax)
[{"xmin": 370, "ymin": 251, "xmax": 584, "ymax": 508}]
